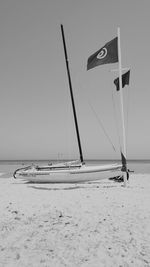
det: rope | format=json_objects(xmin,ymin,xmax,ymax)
[
  {"xmin": 88, "ymin": 101, "xmax": 117, "ymax": 152},
  {"xmin": 74, "ymin": 71, "xmax": 117, "ymax": 153},
  {"xmin": 111, "ymin": 89, "xmax": 122, "ymax": 152},
  {"xmin": 125, "ymin": 85, "xmax": 131, "ymax": 156}
]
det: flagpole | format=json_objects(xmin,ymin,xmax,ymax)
[{"xmin": 117, "ymin": 27, "xmax": 127, "ymax": 186}]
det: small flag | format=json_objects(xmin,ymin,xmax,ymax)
[
  {"xmin": 87, "ymin": 37, "xmax": 118, "ymax": 70},
  {"xmin": 114, "ymin": 70, "xmax": 130, "ymax": 91}
]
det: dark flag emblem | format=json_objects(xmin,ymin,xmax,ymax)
[
  {"xmin": 114, "ymin": 70, "xmax": 130, "ymax": 91},
  {"xmin": 87, "ymin": 37, "xmax": 118, "ymax": 70}
]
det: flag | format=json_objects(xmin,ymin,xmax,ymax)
[
  {"xmin": 114, "ymin": 70, "xmax": 130, "ymax": 91},
  {"xmin": 87, "ymin": 37, "xmax": 118, "ymax": 70}
]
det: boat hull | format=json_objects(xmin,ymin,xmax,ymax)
[{"xmin": 14, "ymin": 164, "xmax": 122, "ymax": 183}]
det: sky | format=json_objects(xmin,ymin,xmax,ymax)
[{"xmin": 0, "ymin": 0, "xmax": 150, "ymax": 160}]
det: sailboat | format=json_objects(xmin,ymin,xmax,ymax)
[{"xmin": 13, "ymin": 25, "xmax": 129, "ymax": 184}]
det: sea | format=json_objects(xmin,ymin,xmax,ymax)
[{"xmin": 0, "ymin": 160, "xmax": 150, "ymax": 178}]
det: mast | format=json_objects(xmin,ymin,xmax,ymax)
[
  {"xmin": 117, "ymin": 27, "xmax": 127, "ymax": 186},
  {"xmin": 60, "ymin": 24, "xmax": 84, "ymax": 163}
]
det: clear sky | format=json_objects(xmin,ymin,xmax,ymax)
[{"xmin": 0, "ymin": 0, "xmax": 150, "ymax": 160}]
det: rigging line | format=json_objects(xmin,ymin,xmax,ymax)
[
  {"xmin": 111, "ymin": 89, "xmax": 122, "ymax": 152},
  {"xmin": 126, "ymin": 86, "xmax": 131, "ymax": 156},
  {"xmin": 74, "ymin": 74, "xmax": 117, "ymax": 153},
  {"xmin": 74, "ymin": 72, "xmax": 117, "ymax": 153},
  {"xmin": 88, "ymin": 101, "xmax": 116, "ymax": 152}
]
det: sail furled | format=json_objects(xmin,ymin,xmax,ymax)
[
  {"xmin": 114, "ymin": 70, "xmax": 130, "ymax": 91},
  {"xmin": 87, "ymin": 37, "xmax": 118, "ymax": 70}
]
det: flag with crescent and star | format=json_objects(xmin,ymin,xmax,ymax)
[{"xmin": 87, "ymin": 37, "xmax": 118, "ymax": 70}]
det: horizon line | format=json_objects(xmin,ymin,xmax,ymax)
[{"xmin": 0, "ymin": 159, "xmax": 150, "ymax": 162}]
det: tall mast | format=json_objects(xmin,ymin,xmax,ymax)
[
  {"xmin": 117, "ymin": 27, "xmax": 127, "ymax": 186},
  {"xmin": 60, "ymin": 24, "xmax": 84, "ymax": 163}
]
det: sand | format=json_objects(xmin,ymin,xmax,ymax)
[{"xmin": 0, "ymin": 173, "xmax": 150, "ymax": 267}]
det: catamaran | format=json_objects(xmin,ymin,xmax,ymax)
[{"xmin": 13, "ymin": 25, "xmax": 129, "ymax": 184}]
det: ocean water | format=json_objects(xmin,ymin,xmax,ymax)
[{"xmin": 0, "ymin": 160, "xmax": 150, "ymax": 177}]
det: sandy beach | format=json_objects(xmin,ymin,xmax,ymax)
[{"xmin": 0, "ymin": 173, "xmax": 150, "ymax": 267}]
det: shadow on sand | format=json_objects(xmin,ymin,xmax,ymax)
[{"xmin": 27, "ymin": 181, "xmax": 118, "ymax": 191}]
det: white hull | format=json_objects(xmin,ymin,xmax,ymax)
[{"xmin": 14, "ymin": 164, "xmax": 122, "ymax": 183}]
